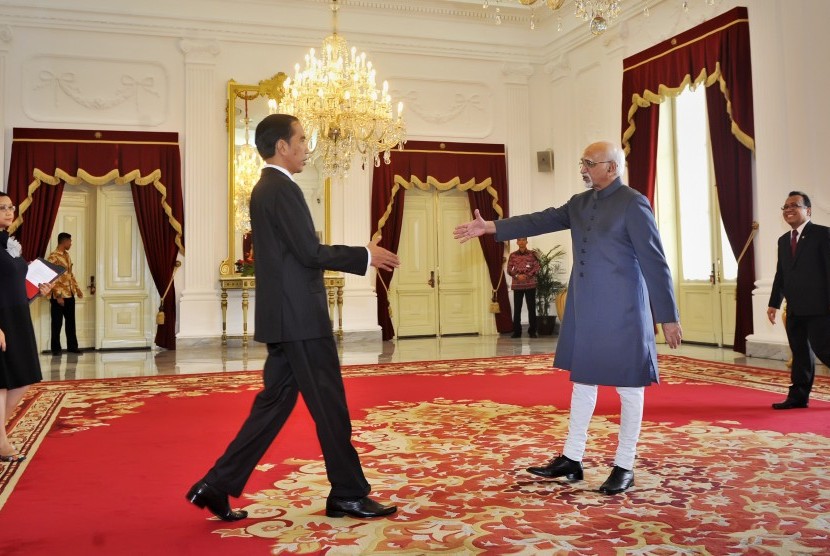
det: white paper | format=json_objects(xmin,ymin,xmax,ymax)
[{"xmin": 27, "ymin": 258, "xmax": 59, "ymax": 285}]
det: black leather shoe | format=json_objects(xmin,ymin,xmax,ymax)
[
  {"xmin": 325, "ymin": 496, "xmax": 397, "ymax": 518},
  {"xmin": 527, "ymin": 455, "xmax": 583, "ymax": 481},
  {"xmin": 772, "ymin": 399, "xmax": 808, "ymax": 409},
  {"xmin": 598, "ymin": 466, "xmax": 634, "ymax": 494},
  {"xmin": 186, "ymin": 481, "xmax": 247, "ymax": 521}
]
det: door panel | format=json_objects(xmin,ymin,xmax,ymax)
[
  {"xmin": 96, "ymin": 186, "xmax": 157, "ymax": 349},
  {"xmin": 719, "ymin": 284, "xmax": 736, "ymax": 346},
  {"xmin": 393, "ymin": 191, "xmax": 438, "ymax": 336},
  {"xmin": 678, "ymin": 285, "xmax": 719, "ymax": 344},
  {"xmin": 436, "ymin": 192, "xmax": 478, "ymax": 335}
]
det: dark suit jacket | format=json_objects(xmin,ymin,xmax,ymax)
[
  {"xmin": 250, "ymin": 167, "xmax": 368, "ymax": 343},
  {"xmin": 768, "ymin": 221, "xmax": 830, "ymax": 317}
]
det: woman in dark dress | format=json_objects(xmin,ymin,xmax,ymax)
[{"xmin": 1, "ymin": 192, "xmax": 52, "ymax": 462}]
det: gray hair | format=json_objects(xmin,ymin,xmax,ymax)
[{"xmin": 610, "ymin": 144, "xmax": 626, "ymax": 177}]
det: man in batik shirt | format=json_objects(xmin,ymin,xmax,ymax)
[{"xmin": 47, "ymin": 232, "xmax": 83, "ymax": 355}]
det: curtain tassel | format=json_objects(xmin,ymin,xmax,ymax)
[
  {"xmin": 489, "ymin": 291, "xmax": 500, "ymax": 313},
  {"xmin": 157, "ymin": 260, "xmax": 182, "ymax": 325},
  {"xmin": 490, "ymin": 252, "xmax": 507, "ymax": 313}
]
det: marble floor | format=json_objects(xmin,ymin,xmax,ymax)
[{"xmin": 39, "ymin": 333, "xmax": 826, "ymax": 383}]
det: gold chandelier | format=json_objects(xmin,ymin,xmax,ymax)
[
  {"xmin": 278, "ymin": 0, "xmax": 406, "ymax": 178},
  {"xmin": 233, "ymin": 98, "xmax": 262, "ymax": 232}
]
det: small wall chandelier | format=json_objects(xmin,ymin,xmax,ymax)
[
  {"xmin": 278, "ymin": 0, "xmax": 406, "ymax": 178},
  {"xmin": 233, "ymin": 97, "xmax": 262, "ymax": 232}
]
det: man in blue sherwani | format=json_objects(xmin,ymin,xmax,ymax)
[{"xmin": 454, "ymin": 141, "xmax": 682, "ymax": 494}]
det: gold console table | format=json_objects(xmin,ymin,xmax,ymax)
[{"xmin": 219, "ymin": 273, "xmax": 345, "ymax": 346}]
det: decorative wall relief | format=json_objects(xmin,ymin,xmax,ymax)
[
  {"xmin": 390, "ymin": 78, "xmax": 493, "ymax": 138},
  {"xmin": 24, "ymin": 56, "xmax": 168, "ymax": 125}
]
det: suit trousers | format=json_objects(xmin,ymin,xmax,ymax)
[
  {"xmin": 784, "ymin": 313, "xmax": 830, "ymax": 403},
  {"xmin": 563, "ymin": 383, "xmax": 644, "ymax": 470},
  {"xmin": 50, "ymin": 297, "xmax": 78, "ymax": 352},
  {"xmin": 512, "ymin": 288, "xmax": 537, "ymax": 334},
  {"xmin": 204, "ymin": 336, "xmax": 371, "ymax": 499}
]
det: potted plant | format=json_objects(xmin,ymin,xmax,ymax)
[{"xmin": 532, "ymin": 245, "xmax": 567, "ymax": 335}]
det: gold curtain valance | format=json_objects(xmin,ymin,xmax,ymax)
[
  {"xmin": 623, "ymin": 62, "xmax": 755, "ymax": 157},
  {"xmin": 11, "ymin": 167, "xmax": 185, "ymax": 256},
  {"xmin": 372, "ymin": 174, "xmax": 503, "ymax": 242}
]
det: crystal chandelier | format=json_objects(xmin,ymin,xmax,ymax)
[
  {"xmin": 483, "ymin": 0, "xmax": 621, "ymax": 35},
  {"xmin": 572, "ymin": 0, "xmax": 621, "ymax": 35},
  {"xmin": 278, "ymin": 0, "xmax": 406, "ymax": 178},
  {"xmin": 233, "ymin": 98, "xmax": 262, "ymax": 232}
]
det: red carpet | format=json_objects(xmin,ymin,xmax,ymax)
[{"xmin": 1, "ymin": 354, "xmax": 829, "ymax": 555}]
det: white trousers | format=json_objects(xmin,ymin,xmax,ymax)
[{"xmin": 562, "ymin": 382, "xmax": 645, "ymax": 470}]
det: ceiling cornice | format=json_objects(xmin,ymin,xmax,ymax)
[{"xmin": 0, "ymin": 0, "xmax": 733, "ymax": 67}]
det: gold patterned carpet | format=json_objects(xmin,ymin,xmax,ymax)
[{"xmin": 1, "ymin": 354, "xmax": 829, "ymax": 555}]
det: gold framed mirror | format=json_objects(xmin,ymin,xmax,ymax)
[{"xmin": 220, "ymin": 73, "xmax": 331, "ymax": 276}]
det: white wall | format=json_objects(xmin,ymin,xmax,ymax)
[{"xmin": 2, "ymin": 0, "xmax": 827, "ymax": 353}]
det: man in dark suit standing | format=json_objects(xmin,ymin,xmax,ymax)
[
  {"xmin": 767, "ymin": 191, "xmax": 830, "ymax": 409},
  {"xmin": 187, "ymin": 114, "xmax": 400, "ymax": 521}
]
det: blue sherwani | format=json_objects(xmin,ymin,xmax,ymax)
[{"xmin": 495, "ymin": 179, "xmax": 678, "ymax": 387}]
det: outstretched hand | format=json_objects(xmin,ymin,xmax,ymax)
[
  {"xmin": 452, "ymin": 209, "xmax": 494, "ymax": 244},
  {"xmin": 367, "ymin": 236, "xmax": 400, "ymax": 272}
]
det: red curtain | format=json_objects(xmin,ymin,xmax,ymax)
[
  {"xmin": 6, "ymin": 128, "xmax": 185, "ymax": 350},
  {"xmin": 6, "ymin": 139, "xmax": 65, "ymax": 261},
  {"xmin": 370, "ymin": 140, "xmax": 512, "ymax": 340},
  {"xmin": 621, "ymin": 7, "xmax": 755, "ymax": 353},
  {"xmin": 370, "ymin": 160, "xmax": 407, "ymax": 341}
]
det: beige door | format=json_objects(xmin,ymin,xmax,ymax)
[
  {"xmin": 38, "ymin": 184, "xmax": 157, "ymax": 350},
  {"xmin": 95, "ymin": 185, "xmax": 158, "ymax": 349},
  {"xmin": 392, "ymin": 187, "xmax": 481, "ymax": 337},
  {"xmin": 658, "ymin": 85, "xmax": 737, "ymax": 347},
  {"xmin": 39, "ymin": 188, "xmax": 95, "ymax": 350}
]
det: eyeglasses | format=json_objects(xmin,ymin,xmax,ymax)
[
  {"xmin": 781, "ymin": 203, "xmax": 806, "ymax": 211},
  {"xmin": 579, "ymin": 158, "xmax": 612, "ymax": 169},
  {"xmin": 0, "ymin": 204, "xmax": 16, "ymax": 212}
]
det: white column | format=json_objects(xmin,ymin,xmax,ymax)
[
  {"xmin": 0, "ymin": 26, "xmax": 11, "ymax": 177},
  {"xmin": 333, "ymin": 167, "xmax": 383, "ymax": 339},
  {"xmin": 502, "ymin": 64, "xmax": 534, "ymax": 218},
  {"xmin": 176, "ymin": 39, "xmax": 223, "ymax": 343}
]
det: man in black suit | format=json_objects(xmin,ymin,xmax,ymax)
[
  {"xmin": 187, "ymin": 114, "xmax": 401, "ymax": 521},
  {"xmin": 767, "ymin": 191, "xmax": 830, "ymax": 409}
]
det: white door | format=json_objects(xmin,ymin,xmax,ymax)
[
  {"xmin": 95, "ymin": 186, "xmax": 158, "ymax": 349},
  {"xmin": 38, "ymin": 184, "xmax": 157, "ymax": 350},
  {"xmin": 392, "ymin": 187, "xmax": 481, "ymax": 337},
  {"xmin": 392, "ymin": 188, "xmax": 438, "ymax": 336},
  {"xmin": 39, "ymin": 188, "xmax": 96, "ymax": 349},
  {"xmin": 435, "ymin": 193, "xmax": 480, "ymax": 335}
]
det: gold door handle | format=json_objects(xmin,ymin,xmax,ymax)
[{"xmin": 427, "ymin": 270, "xmax": 435, "ymax": 288}]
